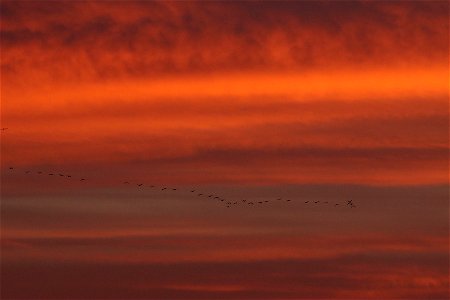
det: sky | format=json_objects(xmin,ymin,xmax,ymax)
[{"xmin": 1, "ymin": 1, "xmax": 449, "ymax": 299}]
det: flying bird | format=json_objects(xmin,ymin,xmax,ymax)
[
  {"xmin": 137, "ymin": 184, "xmax": 143, "ymax": 187},
  {"xmin": 190, "ymin": 190, "xmax": 195, "ymax": 192},
  {"xmin": 80, "ymin": 178, "xmax": 85, "ymax": 181},
  {"xmin": 9, "ymin": 167, "xmax": 13, "ymax": 170},
  {"xmin": 59, "ymin": 174, "xmax": 64, "ymax": 177},
  {"xmin": 305, "ymin": 201, "xmax": 309, "ymax": 203},
  {"xmin": 161, "ymin": 187, "xmax": 167, "ymax": 190},
  {"xmin": 172, "ymin": 188, "xmax": 177, "ymax": 191}
]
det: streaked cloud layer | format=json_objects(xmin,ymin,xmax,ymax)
[{"xmin": 1, "ymin": 1, "xmax": 448, "ymax": 299}]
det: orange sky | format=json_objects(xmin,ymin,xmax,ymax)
[{"xmin": 1, "ymin": 1, "xmax": 449, "ymax": 299}]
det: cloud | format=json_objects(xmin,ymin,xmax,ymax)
[
  {"xmin": 1, "ymin": 1, "xmax": 448, "ymax": 83},
  {"xmin": 2, "ymin": 252, "xmax": 448, "ymax": 299}
]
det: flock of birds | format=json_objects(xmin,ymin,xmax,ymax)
[
  {"xmin": 2, "ymin": 128, "xmax": 356, "ymax": 209},
  {"xmin": 6, "ymin": 166, "xmax": 356, "ymax": 209}
]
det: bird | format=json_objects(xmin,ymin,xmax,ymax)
[
  {"xmin": 172, "ymin": 188, "xmax": 177, "ymax": 191},
  {"xmin": 9, "ymin": 167, "xmax": 13, "ymax": 170},
  {"xmin": 59, "ymin": 174, "xmax": 64, "ymax": 177},
  {"xmin": 137, "ymin": 184, "xmax": 143, "ymax": 187},
  {"xmin": 314, "ymin": 201, "xmax": 319, "ymax": 203},
  {"xmin": 233, "ymin": 202, "xmax": 237, "ymax": 204},
  {"xmin": 242, "ymin": 199, "xmax": 246, "ymax": 202},
  {"xmin": 208, "ymin": 195, "xmax": 213, "ymax": 198},
  {"xmin": 67, "ymin": 175, "xmax": 71, "ymax": 178},
  {"xmin": 305, "ymin": 201, "xmax": 309, "ymax": 203},
  {"xmin": 190, "ymin": 190, "xmax": 195, "ymax": 192},
  {"xmin": 335, "ymin": 203, "xmax": 339, "ymax": 206},
  {"xmin": 49, "ymin": 173, "xmax": 54, "ymax": 176},
  {"xmin": 286, "ymin": 199, "xmax": 291, "ymax": 202},
  {"xmin": 347, "ymin": 200, "xmax": 354, "ymax": 206},
  {"xmin": 264, "ymin": 200, "xmax": 269, "ymax": 203},
  {"xmin": 214, "ymin": 196, "xmax": 219, "ymax": 199},
  {"xmin": 220, "ymin": 199, "xmax": 224, "ymax": 202},
  {"xmin": 161, "ymin": 187, "xmax": 167, "ymax": 190},
  {"xmin": 198, "ymin": 193, "xmax": 203, "ymax": 196},
  {"xmin": 80, "ymin": 178, "xmax": 85, "ymax": 181},
  {"xmin": 258, "ymin": 201, "xmax": 263, "ymax": 204}
]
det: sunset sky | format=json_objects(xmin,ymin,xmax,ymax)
[{"xmin": 1, "ymin": 1, "xmax": 449, "ymax": 299}]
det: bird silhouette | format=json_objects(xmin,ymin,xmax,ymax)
[
  {"xmin": 314, "ymin": 201, "xmax": 319, "ymax": 203},
  {"xmin": 172, "ymin": 188, "xmax": 177, "ymax": 191},
  {"xmin": 335, "ymin": 203, "xmax": 339, "ymax": 206},
  {"xmin": 67, "ymin": 175, "xmax": 71, "ymax": 178},
  {"xmin": 286, "ymin": 199, "xmax": 291, "ymax": 202},
  {"xmin": 161, "ymin": 187, "xmax": 167, "ymax": 190},
  {"xmin": 80, "ymin": 178, "xmax": 85, "ymax": 181},
  {"xmin": 137, "ymin": 184, "xmax": 143, "ymax": 187},
  {"xmin": 49, "ymin": 173, "xmax": 54, "ymax": 176},
  {"xmin": 9, "ymin": 167, "xmax": 13, "ymax": 170},
  {"xmin": 305, "ymin": 201, "xmax": 309, "ymax": 203},
  {"xmin": 59, "ymin": 174, "xmax": 64, "ymax": 177},
  {"xmin": 190, "ymin": 190, "xmax": 195, "ymax": 192}
]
